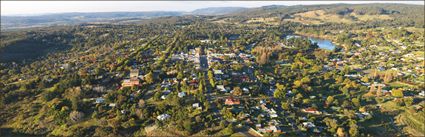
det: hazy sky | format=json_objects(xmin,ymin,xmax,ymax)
[{"xmin": 1, "ymin": 1, "xmax": 424, "ymax": 16}]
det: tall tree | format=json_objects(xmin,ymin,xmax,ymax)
[
  {"xmin": 376, "ymin": 85, "xmax": 383, "ymax": 97},
  {"xmin": 232, "ymin": 87, "xmax": 242, "ymax": 96},
  {"xmin": 349, "ymin": 120, "xmax": 359, "ymax": 137},
  {"xmin": 392, "ymin": 88, "xmax": 404, "ymax": 98},
  {"xmin": 337, "ymin": 127, "xmax": 346, "ymax": 137},
  {"xmin": 208, "ymin": 70, "xmax": 215, "ymax": 87},
  {"xmin": 145, "ymin": 71, "xmax": 154, "ymax": 84}
]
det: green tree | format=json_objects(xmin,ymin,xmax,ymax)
[
  {"xmin": 70, "ymin": 111, "xmax": 85, "ymax": 123},
  {"xmin": 392, "ymin": 88, "xmax": 404, "ymax": 98},
  {"xmin": 208, "ymin": 70, "xmax": 215, "ymax": 87},
  {"xmin": 301, "ymin": 77, "xmax": 311, "ymax": 83},
  {"xmin": 281, "ymin": 102, "xmax": 290, "ymax": 110},
  {"xmin": 71, "ymin": 97, "xmax": 80, "ymax": 111},
  {"xmin": 273, "ymin": 89, "xmax": 285, "ymax": 99},
  {"xmin": 404, "ymin": 97, "xmax": 413, "ymax": 106},
  {"xmin": 145, "ymin": 71, "xmax": 154, "ymax": 84},
  {"xmin": 219, "ymin": 120, "xmax": 226, "ymax": 128},
  {"xmin": 177, "ymin": 71, "xmax": 184, "ymax": 80},
  {"xmin": 293, "ymin": 80, "xmax": 303, "ymax": 88},
  {"xmin": 232, "ymin": 87, "xmax": 242, "ymax": 96},
  {"xmin": 204, "ymin": 101, "xmax": 211, "ymax": 111},
  {"xmin": 361, "ymin": 76, "xmax": 369, "ymax": 83},
  {"xmin": 222, "ymin": 124, "xmax": 234, "ymax": 135},
  {"xmin": 154, "ymin": 92, "xmax": 162, "ymax": 101},
  {"xmin": 326, "ymin": 96, "xmax": 335, "ymax": 106},
  {"xmin": 323, "ymin": 117, "xmax": 338, "ymax": 133},
  {"xmin": 276, "ymin": 83, "xmax": 286, "ymax": 91},
  {"xmin": 349, "ymin": 120, "xmax": 359, "ymax": 137},
  {"xmin": 183, "ymin": 119, "xmax": 193, "ymax": 133},
  {"xmin": 295, "ymin": 93, "xmax": 304, "ymax": 100},
  {"xmin": 138, "ymin": 99, "xmax": 146, "ymax": 107},
  {"xmin": 108, "ymin": 117, "xmax": 121, "ymax": 129},
  {"xmin": 337, "ymin": 127, "xmax": 345, "ymax": 137},
  {"xmin": 352, "ymin": 98, "xmax": 361, "ymax": 107},
  {"xmin": 198, "ymin": 80, "xmax": 205, "ymax": 94}
]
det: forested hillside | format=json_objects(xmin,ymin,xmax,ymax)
[{"xmin": 229, "ymin": 4, "xmax": 424, "ymax": 27}]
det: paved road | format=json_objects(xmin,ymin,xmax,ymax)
[
  {"xmin": 199, "ymin": 55, "xmax": 208, "ymax": 70},
  {"xmin": 212, "ymin": 94, "xmax": 275, "ymax": 100},
  {"xmin": 197, "ymin": 47, "xmax": 214, "ymax": 102}
]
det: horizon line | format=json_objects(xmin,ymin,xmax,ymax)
[{"xmin": 1, "ymin": 1, "xmax": 424, "ymax": 16}]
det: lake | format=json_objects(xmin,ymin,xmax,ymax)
[{"xmin": 286, "ymin": 35, "xmax": 336, "ymax": 50}]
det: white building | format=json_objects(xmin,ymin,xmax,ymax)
[{"xmin": 157, "ymin": 114, "xmax": 171, "ymax": 121}]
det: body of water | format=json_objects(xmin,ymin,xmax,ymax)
[{"xmin": 286, "ymin": 35, "xmax": 336, "ymax": 50}]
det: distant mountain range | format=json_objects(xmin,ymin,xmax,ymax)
[
  {"xmin": 190, "ymin": 7, "xmax": 248, "ymax": 15},
  {"xmin": 0, "ymin": 11, "xmax": 184, "ymax": 30},
  {"xmin": 1, "ymin": 7, "xmax": 251, "ymax": 30}
]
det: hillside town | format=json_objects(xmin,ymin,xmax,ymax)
[{"xmin": 0, "ymin": 3, "xmax": 424, "ymax": 137}]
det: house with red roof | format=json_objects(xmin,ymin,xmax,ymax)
[
  {"xmin": 302, "ymin": 107, "xmax": 322, "ymax": 115},
  {"xmin": 225, "ymin": 96, "xmax": 240, "ymax": 105}
]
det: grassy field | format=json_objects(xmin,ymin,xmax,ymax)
[
  {"xmin": 351, "ymin": 13, "xmax": 392, "ymax": 21},
  {"xmin": 388, "ymin": 81, "xmax": 416, "ymax": 88},
  {"xmin": 396, "ymin": 110, "xmax": 425, "ymax": 136},
  {"xmin": 285, "ymin": 10, "xmax": 393, "ymax": 25},
  {"xmin": 246, "ymin": 17, "xmax": 279, "ymax": 25}
]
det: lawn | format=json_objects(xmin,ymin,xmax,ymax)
[
  {"xmin": 395, "ymin": 106, "xmax": 425, "ymax": 136},
  {"xmin": 388, "ymin": 81, "xmax": 416, "ymax": 88}
]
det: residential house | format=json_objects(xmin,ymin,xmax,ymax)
[
  {"xmin": 355, "ymin": 112, "xmax": 370, "ymax": 119},
  {"xmin": 419, "ymin": 91, "xmax": 425, "ymax": 96},
  {"xmin": 95, "ymin": 97, "xmax": 105, "ymax": 104},
  {"xmin": 269, "ymin": 109, "xmax": 278, "ymax": 118},
  {"xmin": 178, "ymin": 92, "xmax": 186, "ymax": 98},
  {"xmin": 93, "ymin": 86, "xmax": 106, "ymax": 92},
  {"xmin": 121, "ymin": 69, "xmax": 140, "ymax": 88},
  {"xmin": 121, "ymin": 79, "xmax": 140, "ymax": 88},
  {"xmin": 192, "ymin": 103, "xmax": 202, "ymax": 110},
  {"xmin": 302, "ymin": 108, "xmax": 322, "ymax": 115},
  {"xmin": 130, "ymin": 69, "xmax": 139, "ymax": 78},
  {"xmin": 260, "ymin": 100, "xmax": 266, "ymax": 105},
  {"xmin": 214, "ymin": 69, "xmax": 224, "ymax": 75},
  {"xmin": 265, "ymin": 126, "xmax": 282, "ymax": 133},
  {"xmin": 60, "ymin": 63, "xmax": 71, "ymax": 70},
  {"xmin": 302, "ymin": 122, "xmax": 316, "ymax": 128},
  {"xmin": 217, "ymin": 85, "xmax": 227, "ymax": 92},
  {"xmin": 225, "ymin": 96, "xmax": 241, "ymax": 105},
  {"xmin": 248, "ymin": 128, "xmax": 264, "ymax": 137},
  {"xmin": 157, "ymin": 114, "xmax": 171, "ymax": 121},
  {"xmin": 161, "ymin": 90, "xmax": 171, "ymax": 100}
]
